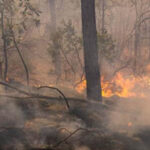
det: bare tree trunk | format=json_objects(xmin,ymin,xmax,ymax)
[
  {"xmin": 101, "ymin": 0, "xmax": 105, "ymax": 34},
  {"xmin": 148, "ymin": 23, "xmax": 150, "ymax": 60},
  {"xmin": 0, "ymin": 62, "xmax": 3, "ymax": 80},
  {"xmin": 81, "ymin": 0, "xmax": 102, "ymax": 101},
  {"xmin": 1, "ymin": 9, "xmax": 8, "ymax": 81},
  {"xmin": 134, "ymin": 27, "xmax": 140, "ymax": 74},
  {"xmin": 48, "ymin": 0, "xmax": 56, "ymax": 32},
  {"xmin": 48, "ymin": 0, "xmax": 61, "ymax": 82}
]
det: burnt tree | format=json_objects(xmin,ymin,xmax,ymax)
[{"xmin": 81, "ymin": 0, "xmax": 102, "ymax": 101}]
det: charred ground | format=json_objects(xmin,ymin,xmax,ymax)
[{"xmin": 0, "ymin": 83, "xmax": 150, "ymax": 150}]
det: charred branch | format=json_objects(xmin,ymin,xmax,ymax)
[{"xmin": 0, "ymin": 81, "xmax": 70, "ymax": 111}]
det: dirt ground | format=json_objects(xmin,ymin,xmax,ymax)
[{"xmin": 0, "ymin": 86, "xmax": 150, "ymax": 150}]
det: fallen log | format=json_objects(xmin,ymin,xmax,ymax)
[{"xmin": 0, "ymin": 81, "xmax": 70, "ymax": 111}]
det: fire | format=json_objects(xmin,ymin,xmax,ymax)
[
  {"xmin": 128, "ymin": 122, "xmax": 133, "ymax": 127},
  {"xmin": 75, "ymin": 72, "xmax": 150, "ymax": 98},
  {"xmin": 105, "ymin": 73, "xmax": 136, "ymax": 97},
  {"xmin": 6, "ymin": 77, "xmax": 9, "ymax": 82}
]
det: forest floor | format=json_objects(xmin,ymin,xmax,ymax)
[{"xmin": 0, "ymin": 85, "xmax": 150, "ymax": 150}]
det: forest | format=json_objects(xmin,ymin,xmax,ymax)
[{"xmin": 1, "ymin": 0, "xmax": 150, "ymax": 150}]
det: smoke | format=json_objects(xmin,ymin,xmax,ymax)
[
  {"xmin": 0, "ymin": 98, "xmax": 25, "ymax": 128},
  {"xmin": 2, "ymin": 0, "xmax": 150, "ymax": 149},
  {"xmin": 106, "ymin": 96, "xmax": 150, "ymax": 135},
  {"xmin": 1, "ymin": 86, "xmax": 150, "ymax": 150}
]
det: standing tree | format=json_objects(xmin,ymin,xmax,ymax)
[
  {"xmin": 101, "ymin": 0, "xmax": 105, "ymax": 34},
  {"xmin": 48, "ymin": 0, "xmax": 56, "ymax": 32},
  {"xmin": 81, "ymin": 0, "xmax": 102, "ymax": 101},
  {"xmin": 0, "ymin": 0, "xmax": 40, "ymax": 84},
  {"xmin": 48, "ymin": 0, "xmax": 61, "ymax": 82}
]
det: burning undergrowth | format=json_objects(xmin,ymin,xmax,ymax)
[
  {"xmin": 0, "ymin": 81, "xmax": 150, "ymax": 150},
  {"xmin": 76, "ymin": 72, "xmax": 150, "ymax": 98}
]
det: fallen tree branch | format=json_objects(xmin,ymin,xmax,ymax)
[
  {"xmin": 0, "ymin": 126, "xmax": 24, "ymax": 131},
  {"xmin": 0, "ymin": 81, "xmax": 70, "ymax": 111},
  {"xmin": 30, "ymin": 127, "xmax": 105, "ymax": 150},
  {"xmin": 30, "ymin": 128, "xmax": 85, "ymax": 150},
  {"xmin": 0, "ymin": 81, "xmax": 31, "ymax": 96},
  {"xmin": 37, "ymin": 86, "xmax": 70, "ymax": 110}
]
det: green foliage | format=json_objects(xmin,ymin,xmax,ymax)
[
  {"xmin": 48, "ymin": 20, "xmax": 83, "ymax": 64},
  {"xmin": 0, "ymin": 0, "xmax": 41, "ymax": 46},
  {"xmin": 97, "ymin": 30, "xmax": 116, "ymax": 61},
  {"xmin": 61, "ymin": 20, "xmax": 83, "ymax": 54},
  {"xmin": 48, "ymin": 20, "xmax": 116, "ymax": 75},
  {"xmin": 0, "ymin": 0, "xmax": 40, "ymax": 81}
]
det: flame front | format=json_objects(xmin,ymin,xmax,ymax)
[{"xmin": 76, "ymin": 73, "xmax": 149, "ymax": 98}]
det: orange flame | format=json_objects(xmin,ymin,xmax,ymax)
[
  {"xmin": 6, "ymin": 77, "xmax": 9, "ymax": 82},
  {"xmin": 76, "ymin": 73, "xmax": 149, "ymax": 98},
  {"xmin": 128, "ymin": 122, "xmax": 133, "ymax": 127}
]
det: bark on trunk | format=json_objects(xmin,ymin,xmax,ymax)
[
  {"xmin": 49, "ymin": 0, "xmax": 56, "ymax": 32},
  {"xmin": 101, "ymin": 0, "xmax": 105, "ymax": 34},
  {"xmin": 1, "ymin": 9, "xmax": 8, "ymax": 81},
  {"xmin": 134, "ymin": 27, "xmax": 140, "ymax": 73},
  {"xmin": 48, "ymin": 0, "xmax": 61, "ymax": 81},
  {"xmin": 81, "ymin": 0, "xmax": 102, "ymax": 101}
]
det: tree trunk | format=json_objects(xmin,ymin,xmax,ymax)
[
  {"xmin": 101, "ymin": 0, "xmax": 105, "ymax": 34},
  {"xmin": 1, "ymin": 9, "xmax": 8, "ymax": 82},
  {"xmin": 0, "ymin": 62, "xmax": 3, "ymax": 80},
  {"xmin": 48, "ymin": 0, "xmax": 56, "ymax": 32},
  {"xmin": 81, "ymin": 0, "xmax": 102, "ymax": 101},
  {"xmin": 134, "ymin": 27, "xmax": 140, "ymax": 74},
  {"xmin": 48, "ymin": 0, "xmax": 61, "ymax": 82}
]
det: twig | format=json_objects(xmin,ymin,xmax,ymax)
[
  {"xmin": 53, "ymin": 128, "xmax": 86, "ymax": 148},
  {"xmin": 58, "ymin": 127, "xmax": 71, "ymax": 134},
  {"xmin": 30, "ymin": 127, "xmax": 104, "ymax": 150},
  {"xmin": 53, "ymin": 127, "xmax": 104, "ymax": 148},
  {"xmin": 10, "ymin": 27, "xmax": 29, "ymax": 86}
]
